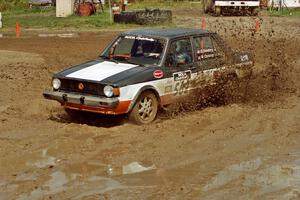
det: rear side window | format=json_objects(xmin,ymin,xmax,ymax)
[{"xmin": 193, "ymin": 36, "xmax": 215, "ymax": 61}]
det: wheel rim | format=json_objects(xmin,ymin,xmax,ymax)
[{"xmin": 138, "ymin": 96, "xmax": 154, "ymax": 121}]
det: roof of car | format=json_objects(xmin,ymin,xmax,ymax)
[{"xmin": 122, "ymin": 28, "xmax": 211, "ymax": 39}]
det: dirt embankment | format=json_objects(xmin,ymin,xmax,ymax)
[{"xmin": 0, "ymin": 16, "xmax": 299, "ymax": 199}]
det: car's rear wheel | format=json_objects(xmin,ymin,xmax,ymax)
[{"xmin": 129, "ymin": 91, "xmax": 158, "ymax": 124}]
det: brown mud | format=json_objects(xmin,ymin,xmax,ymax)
[{"xmin": 0, "ymin": 15, "xmax": 300, "ymax": 199}]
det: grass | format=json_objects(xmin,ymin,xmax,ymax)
[
  {"xmin": 2, "ymin": 8, "xmax": 114, "ymax": 30},
  {"xmin": 1, "ymin": 1, "xmax": 298, "ymax": 33},
  {"xmin": 0, "ymin": 6, "xmax": 175, "ymax": 32},
  {"xmin": 127, "ymin": 0, "xmax": 202, "ymax": 10},
  {"xmin": 267, "ymin": 7, "xmax": 300, "ymax": 17}
]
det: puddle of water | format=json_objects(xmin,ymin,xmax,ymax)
[
  {"xmin": 243, "ymin": 164, "xmax": 300, "ymax": 196},
  {"xmin": 16, "ymin": 170, "xmax": 68, "ymax": 200},
  {"xmin": 203, "ymin": 158, "xmax": 262, "ymax": 191},
  {"xmin": 107, "ymin": 162, "xmax": 157, "ymax": 176},
  {"xmin": 203, "ymin": 157, "xmax": 300, "ymax": 199},
  {"xmin": 44, "ymin": 171, "xmax": 68, "ymax": 195},
  {"xmin": 17, "ymin": 188, "xmax": 44, "ymax": 200},
  {"xmin": 16, "ymin": 161, "xmax": 157, "ymax": 199},
  {"xmin": 15, "ymin": 173, "xmax": 37, "ymax": 181},
  {"xmin": 123, "ymin": 162, "xmax": 156, "ymax": 175},
  {"xmin": 73, "ymin": 176, "xmax": 123, "ymax": 200},
  {"xmin": 26, "ymin": 149, "xmax": 56, "ymax": 168}
]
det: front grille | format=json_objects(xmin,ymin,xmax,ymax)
[{"xmin": 60, "ymin": 79, "xmax": 104, "ymax": 96}]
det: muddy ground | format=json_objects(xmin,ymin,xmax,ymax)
[{"xmin": 0, "ymin": 13, "xmax": 300, "ymax": 200}]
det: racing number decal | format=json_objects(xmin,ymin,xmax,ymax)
[
  {"xmin": 174, "ymin": 80, "xmax": 189, "ymax": 96},
  {"xmin": 173, "ymin": 70, "xmax": 192, "ymax": 96}
]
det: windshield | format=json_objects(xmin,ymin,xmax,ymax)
[{"xmin": 102, "ymin": 35, "xmax": 166, "ymax": 66}]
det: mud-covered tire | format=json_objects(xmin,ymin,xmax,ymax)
[
  {"xmin": 114, "ymin": 12, "xmax": 137, "ymax": 23},
  {"xmin": 136, "ymin": 10, "xmax": 172, "ymax": 25},
  {"xmin": 129, "ymin": 91, "xmax": 158, "ymax": 125},
  {"xmin": 114, "ymin": 9, "xmax": 172, "ymax": 25}
]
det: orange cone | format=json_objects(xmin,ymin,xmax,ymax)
[
  {"xmin": 201, "ymin": 16, "xmax": 206, "ymax": 30},
  {"xmin": 255, "ymin": 18, "xmax": 260, "ymax": 32},
  {"xmin": 16, "ymin": 22, "xmax": 20, "ymax": 38}
]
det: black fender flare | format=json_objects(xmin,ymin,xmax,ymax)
[{"xmin": 126, "ymin": 85, "xmax": 161, "ymax": 113}]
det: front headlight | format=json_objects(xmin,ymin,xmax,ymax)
[
  {"xmin": 104, "ymin": 85, "xmax": 114, "ymax": 97},
  {"xmin": 52, "ymin": 78, "xmax": 61, "ymax": 90}
]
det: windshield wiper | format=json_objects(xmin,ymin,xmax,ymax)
[{"xmin": 99, "ymin": 55, "xmax": 119, "ymax": 64}]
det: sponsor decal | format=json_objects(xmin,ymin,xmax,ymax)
[
  {"xmin": 78, "ymin": 83, "xmax": 84, "ymax": 90},
  {"xmin": 125, "ymin": 35, "xmax": 154, "ymax": 41},
  {"xmin": 197, "ymin": 48, "xmax": 215, "ymax": 54},
  {"xmin": 173, "ymin": 70, "xmax": 192, "ymax": 81},
  {"xmin": 196, "ymin": 48, "xmax": 216, "ymax": 61},
  {"xmin": 153, "ymin": 70, "xmax": 164, "ymax": 79},
  {"xmin": 240, "ymin": 54, "xmax": 249, "ymax": 62}
]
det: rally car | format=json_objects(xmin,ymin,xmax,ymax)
[{"xmin": 43, "ymin": 28, "xmax": 253, "ymax": 124}]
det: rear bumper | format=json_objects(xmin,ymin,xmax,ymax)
[
  {"xmin": 215, "ymin": 1, "xmax": 260, "ymax": 7},
  {"xmin": 43, "ymin": 90, "xmax": 130, "ymax": 114}
]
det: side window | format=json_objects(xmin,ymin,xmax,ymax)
[
  {"xmin": 211, "ymin": 38, "xmax": 226, "ymax": 61},
  {"xmin": 165, "ymin": 38, "xmax": 193, "ymax": 67},
  {"xmin": 193, "ymin": 36, "xmax": 215, "ymax": 61}
]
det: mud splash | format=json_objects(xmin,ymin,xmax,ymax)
[{"xmin": 161, "ymin": 35, "xmax": 298, "ymax": 118}]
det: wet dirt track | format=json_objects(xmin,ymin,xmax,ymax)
[{"xmin": 0, "ymin": 15, "xmax": 300, "ymax": 199}]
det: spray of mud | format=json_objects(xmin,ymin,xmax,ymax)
[{"xmin": 160, "ymin": 27, "xmax": 298, "ymax": 119}]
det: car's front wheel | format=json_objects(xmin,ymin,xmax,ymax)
[{"xmin": 129, "ymin": 91, "xmax": 158, "ymax": 125}]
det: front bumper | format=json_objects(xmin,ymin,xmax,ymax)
[{"xmin": 43, "ymin": 90, "xmax": 119, "ymax": 108}]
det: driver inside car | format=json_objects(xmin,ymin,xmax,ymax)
[{"xmin": 174, "ymin": 40, "xmax": 192, "ymax": 65}]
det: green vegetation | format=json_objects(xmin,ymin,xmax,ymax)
[
  {"xmin": 0, "ymin": 1, "xmax": 181, "ymax": 32},
  {"xmin": 128, "ymin": 0, "xmax": 202, "ymax": 10},
  {"xmin": 0, "ymin": 0, "xmax": 28, "ymax": 11},
  {"xmin": 2, "ymin": 8, "xmax": 124, "ymax": 30},
  {"xmin": 267, "ymin": 8, "xmax": 300, "ymax": 17}
]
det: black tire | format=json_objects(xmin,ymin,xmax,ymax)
[
  {"xmin": 115, "ymin": 10, "xmax": 172, "ymax": 25},
  {"xmin": 129, "ymin": 91, "xmax": 158, "ymax": 125},
  {"xmin": 114, "ymin": 12, "xmax": 137, "ymax": 23}
]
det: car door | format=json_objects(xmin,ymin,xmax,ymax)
[
  {"xmin": 163, "ymin": 37, "xmax": 196, "ymax": 97},
  {"xmin": 192, "ymin": 35, "xmax": 221, "ymax": 87}
]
